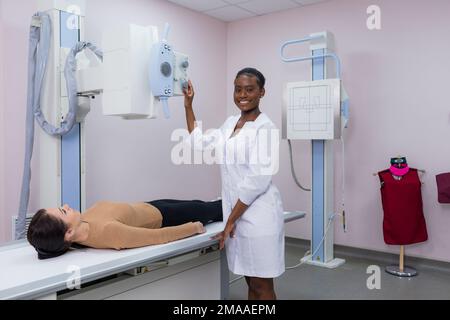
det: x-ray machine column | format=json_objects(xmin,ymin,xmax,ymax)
[
  {"xmin": 310, "ymin": 35, "xmax": 343, "ymax": 267},
  {"xmin": 37, "ymin": 0, "xmax": 87, "ymax": 212},
  {"xmin": 282, "ymin": 32, "xmax": 346, "ymax": 268}
]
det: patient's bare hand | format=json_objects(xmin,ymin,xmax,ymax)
[{"xmin": 194, "ymin": 222, "xmax": 206, "ymax": 234}]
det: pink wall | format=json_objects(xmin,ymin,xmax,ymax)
[
  {"xmin": 0, "ymin": 0, "xmax": 38, "ymax": 243},
  {"xmin": 2, "ymin": 0, "xmax": 450, "ymax": 264},
  {"xmin": 83, "ymin": 0, "xmax": 226, "ymax": 205},
  {"xmin": 227, "ymin": 0, "xmax": 450, "ymax": 262},
  {"xmin": 0, "ymin": 1, "xmax": 5, "ymax": 243},
  {"xmin": 0, "ymin": 0, "xmax": 226, "ymax": 243}
]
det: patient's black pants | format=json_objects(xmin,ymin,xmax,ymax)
[{"xmin": 147, "ymin": 199, "xmax": 223, "ymax": 227}]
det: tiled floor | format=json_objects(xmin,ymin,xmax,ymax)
[{"xmin": 229, "ymin": 241, "xmax": 450, "ymax": 300}]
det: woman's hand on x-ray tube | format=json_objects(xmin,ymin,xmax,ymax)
[{"xmin": 183, "ymin": 80, "xmax": 195, "ymax": 107}]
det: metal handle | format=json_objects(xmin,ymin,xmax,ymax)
[
  {"xmin": 280, "ymin": 35, "xmax": 342, "ymax": 79},
  {"xmin": 163, "ymin": 23, "xmax": 170, "ymax": 42}
]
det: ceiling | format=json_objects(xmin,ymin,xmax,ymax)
[{"xmin": 166, "ymin": 0, "xmax": 330, "ymax": 22}]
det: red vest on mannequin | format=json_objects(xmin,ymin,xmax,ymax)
[{"xmin": 378, "ymin": 168, "xmax": 428, "ymax": 245}]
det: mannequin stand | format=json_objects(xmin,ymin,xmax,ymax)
[{"xmin": 385, "ymin": 245, "xmax": 418, "ymax": 277}]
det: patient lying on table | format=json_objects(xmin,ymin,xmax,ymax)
[{"xmin": 27, "ymin": 199, "xmax": 223, "ymax": 260}]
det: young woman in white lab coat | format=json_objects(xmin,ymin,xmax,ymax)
[{"xmin": 183, "ymin": 68, "xmax": 284, "ymax": 300}]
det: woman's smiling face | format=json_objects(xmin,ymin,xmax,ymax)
[{"xmin": 234, "ymin": 74, "xmax": 265, "ymax": 113}]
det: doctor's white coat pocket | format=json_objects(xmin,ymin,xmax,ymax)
[{"xmin": 237, "ymin": 197, "xmax": 283, "ymax": 237}]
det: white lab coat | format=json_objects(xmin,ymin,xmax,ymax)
[{"xmin": 187, "ymin": 113, "xmax": 285, "ymax": 278}]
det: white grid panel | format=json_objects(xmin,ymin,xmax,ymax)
[{"xmin": 166, "ymin": 0, "xmax": 330, "ymax": 22}]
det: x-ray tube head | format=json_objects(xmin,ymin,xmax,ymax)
[
  {"xmin": 102, "ymin": 24, "xmax": 159, "ymax": 119},
  {"xmin": 149, "ymin": 24, "xmax": 175, "ymax": 119},
  {"xmin": 101, "ymin": 22, "xmax": 188, "ymax": 120}
]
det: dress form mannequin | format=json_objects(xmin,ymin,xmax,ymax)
[{"xmin": 384, "ymin": 157, "xmax": 420, "ymax": 277}]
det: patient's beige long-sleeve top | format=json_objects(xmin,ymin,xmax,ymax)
[{"xmin": 78, "ymin": 201, "xmax": 199, "ymax": 250}]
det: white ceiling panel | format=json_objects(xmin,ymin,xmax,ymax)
[
  {"xmin": 166, "ymin": 0, "xmax": 226, "ymax": 12},
  {"xmin": 238, "ymin": 0, "xmax": 299, "ymax": 16},
  {"xmin": 166, "ymin": 0, "xmax": 331, "ymax": 22},
  {"xmin": 293, "ymin": 0, "xmax": 328, "ymax": 5},
  {"xmin": 206, "ymin": 5, "xmax": 256, "ymax": 22},
  {"xmin": 223, "ymin": 0, "xmax": 252, "ymax": 4}
]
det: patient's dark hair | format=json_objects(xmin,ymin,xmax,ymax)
[
  {"xmin": 27, "ymin": 209, "xmax": 72, "ymax": 260},
  {"xmin": 235, "ymin": 67, "xmax": 266, "ymax": 89}
]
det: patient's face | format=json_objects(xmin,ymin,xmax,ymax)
[{"xmin": 46, "ymin": 204, "xmax": 81, "ymax": 228}]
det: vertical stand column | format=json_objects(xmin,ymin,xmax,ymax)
[
  {"xmin": 60, "ymin": 10, "xmax": 82, "ymax": 212},
  {"xmin": 38, "ymin": 0, "xmax": 86, "ymax": 212},
  {"xmin": 38, "ymin": 8, "xmax": 62, "ymax": 210},
  {"xmin": 302, "ymin": 35, "xmax": 345, "ymax": 269}
]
